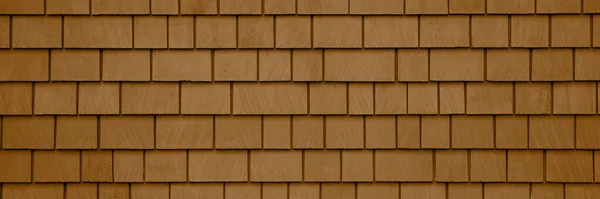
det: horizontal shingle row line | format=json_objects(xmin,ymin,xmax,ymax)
[
  {"xmin": 1, "ymin": 182, "xmax": 598, "ymax": 199},
  {"xmin": 0, "ymin": 15, "xmax": 599, "ymax": 49},
  {"xmin": 1, "ymin": 0, "xmax": 600, "ymax": 15},
  {"xmin": 0, "ymin": 149, "xmax": 598, "ymax": 183},
  {"xmin": 1, "ymin": 115, "xmax": 599, "ymax": 149},
  {"xmin": 2, "ymin": 49, "xmax": 600, "ymax": 82},
  {"xmin": 1, "ymin": 82, "xmax": 599, "ymax": 115}
]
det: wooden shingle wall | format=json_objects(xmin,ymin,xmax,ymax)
[{"xmin": 1, "ymin": 0, "xmax": 600, "ymax": 198}]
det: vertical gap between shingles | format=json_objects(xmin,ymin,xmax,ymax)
[
  {"xmin": 261, "ymin": 116, "xmax": 264, "ymax": 149},
  {"xmin": 362, "ymin": 116, "xmax": 366, "ymax": 149},
  {"xmin": 432, "ymin": 150, "xmax": 436, "ymax": 181},
  {"xmin": 48, "ymin": 50, "xmax": 52, "ymax": 82},
  {"xmin": 99, "ymin": 50, "xmax": 104, "ymax": 81},
  {"xmin": 512, "ymin": 82, "xmax": 516, "ymax": 114},
  {"xmin": 301, "ymin": 149, "xmax": 305, "ymax": 182},
  {"xmin": 310, "ymin": 16, "xmax": 314, "ymax": 49},
  {"xmin": 235, "ymin": 16, "xmax": 239, "ymax": 49},
  {"xmin": 307, "ymin": 83, "xmax": 310, "ymax": 115},
  {"xmin": 212, "ymin": 116, "xmax": 216, "ymax": 149},
  {"xmin": 290, "ymin": 50, "xmax": 294, "ymax": 81},
  {"xmin": 257, "ymin": 49, "xmax": 260, "ymax": 81},
  {"xmin": 230, "ymin": 82, "xmax": 234, "ymax": 114},
  {"xmin": 0, "ymin": 116, "xmax": 3, "ymax": 149},
  {"xmin": 53, "ymin": 116, "xmax": 57, "ymax": 149},
  {"xmin": 186, "ymin": 149, "xmax": 189, "ymax": 182},
  {"xmin": 290, "ymin": 116, "xmax": 294, "ymax": 149},
  {"xmin": 61, "ymin": 16, "xmax": 64, "ymax": 48},
  {"xmin": 573, "ymin": 115, "xmax": 577, "ymax": 148},
  {"xmin": 483, "ymin": 49, "xmax": 487, "ymax": 81},
  {"xmin": 30, "ymin": 150, "xmax": 34, "ymax": 182},
  {"xmin": 528, "ymin": 49, "xmax": 533, "ymax": 81},
  {"xmin": 418, "ymin": 116, "xmax": 422, "ymax": 148},
  {"xmin": 149, "ymin": 50, "xmax": 154, "ymax": 81},
  {"xmin": 153, "ymin": 115, "xmax": 157, "ymax": 149},
  {"xmin": 79, "ymin": 150, "xmax": 82, "ymax": 182},
  {"xmin": 9, "ymin": 16, "xmax": 13, "ymax": 49},
  {"xmin": 211, "ymin": 50, "xmax": 215, "ymax": 82},
  {"xmin": 323, "ymin": 116, "xmax": 326, "ymax": 148},
  {"xmin": 247, "ymin": 150, "xmax": 251, "ymax": 182},
  {"xmin": 346, "ymin": 83, "xmax": 350, "ymax": 115},
  {"xmin": 142, "ymin": 150, "xmax": 146, "ymax": 182},
  {"xmin": 97, "ymin": 116, "xmax": 101, "ymax": 150},
  {"xmin": 467, "ymin": 149, "xmax": 471, "ymax": 182},
  {"xmin": 492, "ymin": 115, "xmax": 496, "ymax": 148},
  {"xmin": 449, "ymin": 116, "xmax": 453, "ymax": 148},
  {"xmin": 76, "ymin": 82, "xmax": 80, "ymax": 114},
  {"xmin": 394, "ymin": 116, "xmax": 398, "ymax": 148},
  {"xmin": 572, "ymin": 49, "xmax": 576, "ymax": 81},
  {"xmin": 119, "ymin": 82, "xmax": 122, "ymax": 115},
  {"xmin": 394, "ymin": 49, "xmax": 398, "ymax": 82},
  {"xmin": 526, "ymin": 116, "xmax": 530, "ymax": 148},
  {"xmin": 339, "ymin": 149, "xmax": 343, "ymax": 182},
  {"xmin": 543, "ymin": 149, "xmax": 547, "ymax": 182},
  {"xmin": 273, "ymin": 16, "xmax": 277, "ymax": 49},
  {"xmin": 132, "ymin": 16, "xmax": 135, "ymax": 49},
  {"xmin": 111, "ymin": 149, "xmax": 115, "ymax": 182},
  {"xmin": 372, "ymin": 83, "xmax": 376, "ymax": 115},
  {"xmin": 178, "ymin": 82, "xmax": 182, "ymax": 114},
  {"xmin": 469, "ymin": 15, "xmax": 472, "ymax": 48},
  {"xmin": 166, "ymin": 16, "xmax": 170, "ymax": 48},
  {"xmin": 32, "ymin": 82, "xmax": 36, "ymax": 115},
  {"xmin": 548, "ymin": 15, "xmax": 552, "ymax": 47},
  {"xmin": 193, "ymin": 16, "xmax": 197, "ymax": 49},
  {"xmin": 361, "ymin": 16, "xmax": 364, "ymax": 49}
]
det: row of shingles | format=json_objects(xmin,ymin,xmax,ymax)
[
  {"xmin": 3, "ymin": 48, "xmax": 600, "ymax": 83},
  {"xmin": 1, "ymin": 0, "xmax": 600, "ymax": 15},
  {"xmin": 0, "ymin": 81, "xmax": 599, "ymax": 115},
  {"xmin": 0, "ymin": 148, "xmax": 598, "ymax": 183},
  {"xmin": 0, "ymin": 15, "xmax": 599, "ymax": 49},
  {"xmin": 2, "ymin": 115, "xmax": 600, "ymax": 150},
  {"xmin": 3, "ymin": 182, "xmax": 600, "ymax": 199}
]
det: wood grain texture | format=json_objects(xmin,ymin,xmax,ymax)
[
  {"xmin": 375, "ymin": 83, "xmax": 407, "ymax": 114},
  {"xmin": 470, "ymin": 150, "xmax": 506, "ymax": 182},
  {"xmin": 250, "ymin": 150, "xmax": 302, "ymax": 181},
  {"xmin": 215, "ymin": 116, "xmax": 261, "ymax": 149},
  {"xmin": 233, "ymin": 83, "xmax": 307, "ymax": 114},
  {"xmin": 0, "ymin": 50, "xmax": 48, "ymax": 81},
  {"xmin": 546, "ymin": 150, "xmax": 593, "ymax": 182},
  {"xmin": 364, "ymin": 16, "xmax": 418, "ymax": 48},
  {"xmin": 188, "ymin": 150, "xmax": 248, "ymax": 182},
  {"xmin": 12, "ymin": 16, "xmax": 62, "ymax": 48},
  {"xmin": 100, "ymin": 116, "xmax": 154, "ymax": 149},
  {"xmin": 435, "ymin": 150, "xmax": 468, "ymax": 182},
  {"xmin": 134, "ymin": 16, "xmax": 167, "ymax": 49},
  {"xmin": 50, "ymin": 50, "xmax": 100, "ymax": 81},
  {"xmin": 152, "ymin": 50, "xmax": 211, "ymax": 81},
  {"xmin": 155, "ymin": 116, "xmax": 213, "ymax": 149},
  {"xmin": 375, "ymin": 150, "xmax": 433, "ymax": 181},
  {"xmin": 64, "ymin": 16, "xmax": 132, "ymax": 48},
  {"xmin": 33, "ymin": 150, "xmax": 80, "ymax": 182},
  {"xmin": 313, "ymin": 16, "xmax": 362, "ymax": 48},
  {"xmin": 507, "ymin": 150, "xmax": 543, "ymax": 182},
  {"xmin": 258, "ymin": 50, "xmax": 291, "ymax": 81},
  {"xmin": 529, "ymin": 116, "xmax": 574, "ymax": 149},
  {"xmin": 2, "ymin": 116, "xmax": 54, "ymax": 149},
  {"xmin": 145, "ymin": 150, "xmax": 187, "ymax": 182},
  {"xmin": 341, "ymin": 150, "xmax": 373, "ymax": 181},
  {"xmin": 325, "ymin": 116, "xmax": 364, "ymax": 149},
  {"xmin": 167, "ymin": 16, "xmax": 194, "ymax": 48},
  {"xmin": 0, "ymin": 150, "xmax": 31, "ymax": 182}
]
